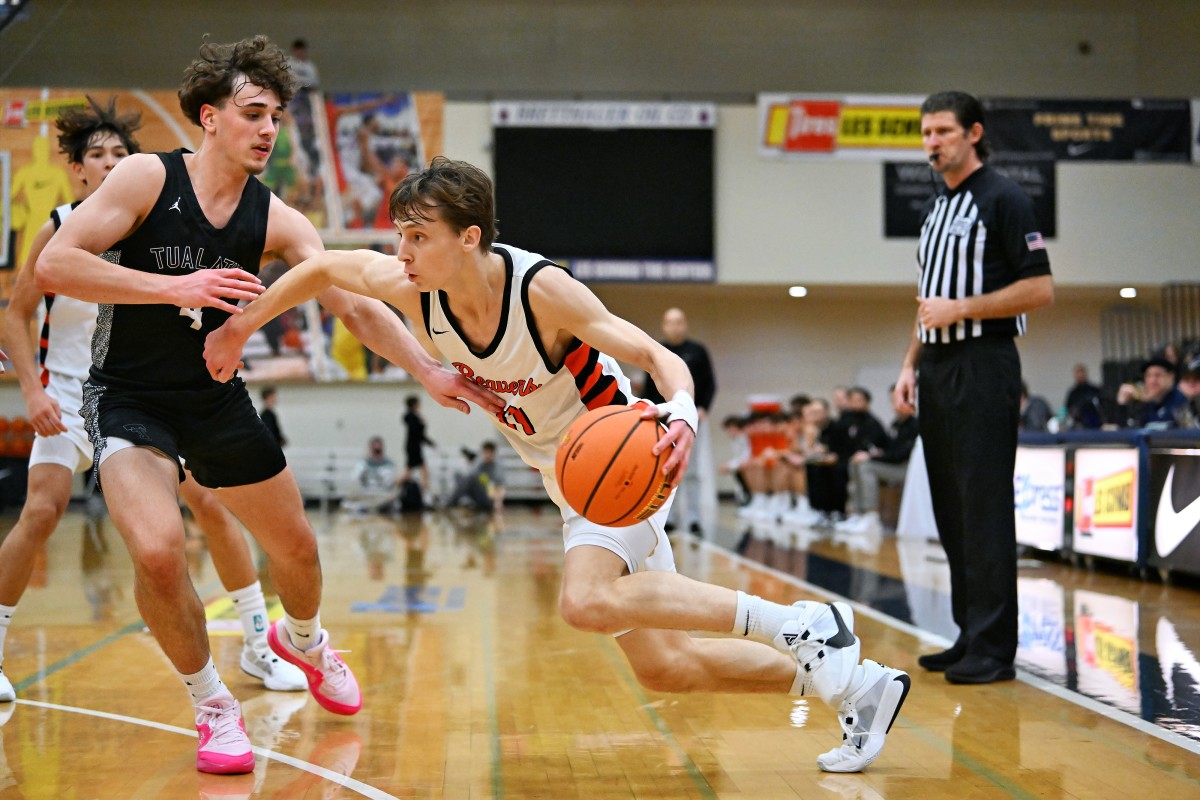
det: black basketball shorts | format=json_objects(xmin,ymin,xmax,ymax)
[{"xmin": 82, "ymin": 377, "xmax": 287, "ymax": 489}]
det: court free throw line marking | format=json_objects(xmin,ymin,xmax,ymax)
[
  {"xmin": 702, "ymin": 537, "xmax": 1200, "ymax": 758},
  {"xmin": 13, "ymin": 698, "xmax": 400, "ymax": 800}
]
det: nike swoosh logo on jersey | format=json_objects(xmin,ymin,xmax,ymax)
[
  {"xmin": 432, "ymin": 329, "xmax": 449, "ymax": 335},
  {"xmin": 1155, "ymin": 466, "xmax": 1200, "ymax": 558}
]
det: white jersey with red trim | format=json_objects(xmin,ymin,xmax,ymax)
[{"xmin": 422, "ymin": 244, "xmax": 639, "ymax": 503}]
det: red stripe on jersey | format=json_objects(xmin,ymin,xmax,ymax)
[
  {"xmin": 586, "ymin": 378, "xmax": 620, "ymax": 410},
  {"xmin": 564, "ymin": 342, "xmax": 592, "ymax": 377}
]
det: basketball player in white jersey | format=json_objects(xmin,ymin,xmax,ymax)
[
  {"xmin": 0, "ymin": 98, "xmax": 308, "ymax": 709},
  {"xmin": 37, "ymin": 40, "xmax": 501, "ymax": 775},
  {"xmin": 205, "ymin": 157, "xmax": 911, "ymax": 772}
]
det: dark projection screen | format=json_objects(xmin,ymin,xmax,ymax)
[{"xmin": 492, "ymin": 126, "xmax": 714, "ymax": 264}]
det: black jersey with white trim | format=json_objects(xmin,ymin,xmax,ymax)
[
  {"xmin": 916, "ymin": 165, "xmax": 1051, "ymax": 344},
  {"xmin": 90, "ymin": 149, "xmax": 270, "ymax": 389}
]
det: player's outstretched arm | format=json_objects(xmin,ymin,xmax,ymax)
[
  {"xmin": 211, "ymin": 209, "xmax": 502, "ymax": 414},
  {"xmin": 529, "ymin": 268, "xmax": 696, "ymax": 479},
  {"xmin": 4, "ymin": 220, "xmax": 66, "ymax": 435},
  {"xmin": 36, "ymin": 155, "xmax": 263, "ymax": 309}
]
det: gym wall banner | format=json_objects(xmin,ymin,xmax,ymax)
[
  {"xmin": 758, "ymin": 94, "xmax": 926, "ymax": 160},
  {"xmin": 982, "ymin": 98, "xmax": 1193, "ymax": 162},
  {"xmin": 1014, "ymin": 446, "xmax": 1067, "ymax": 552},
  {"xmin": 883, "ymin": 158, "xmax": 1056, "ymax": 238},
  {"xmin": 1073, "ymin": 447, "xmax": 1139, "ymax": 563},
  {"xmin": 1147, "ymin": 447, "xmax": 1200, "ymax": 577}
]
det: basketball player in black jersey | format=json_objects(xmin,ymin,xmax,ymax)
[{"xmin": 36, "ymin": 37, "xmax": 501, "ymax": 774}]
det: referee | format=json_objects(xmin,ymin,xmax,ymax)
[{"xmin": 892, "ymin": 91, "xmax": 1054, "ymax": 684}]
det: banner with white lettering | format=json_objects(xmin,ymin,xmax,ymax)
[
  {"xmin": 883, "ymin": 158, "xmax": 1056, "ymax": 238},
  {"xmin": 1147, "ymin": 447, "xmax": 1200, "ymax": 577},
  {"xmin": 983, "ymin": 98, "xmax": 1192, "ymax": 162},
  {"xmin": 758, "ymin": 94, "xmax": 926, "ymax": 160},
  {"xmin": 492, "ymin": 101, "xmax": 715, "ymax": 129}
]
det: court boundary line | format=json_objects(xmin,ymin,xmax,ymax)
[
  {"xmin": 13, "ymin": 698, "xmax": 400, "ymax": 800},
  {"xmin": 699, "ymin": 536, "xmax": 1200, "ymax": 758}
]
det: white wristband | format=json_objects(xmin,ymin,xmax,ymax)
[{"xmin": 653, "ymin": 390, "xmax": 698, "ymax": 434}]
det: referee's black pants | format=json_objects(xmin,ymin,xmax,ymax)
[{"xmin": 918, "ymin": 336, "xmax": 1021, "ymax": 665}]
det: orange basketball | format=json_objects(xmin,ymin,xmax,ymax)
[{"xmin": 555, "ymin": 405, "xmax": 673, "ymax": 527}]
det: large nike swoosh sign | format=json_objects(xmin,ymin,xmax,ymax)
[{"xmin": 1155, "ymin": 466, "xmax": 1200, "ymax": 558}]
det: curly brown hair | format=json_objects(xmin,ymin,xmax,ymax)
[
  {"xmin": 388, "ymin": 157, "xmax": 499, "ymax": 251},
  {"xmin": 55, "ymin": 96, "xmax": 142, "ymax": 164},
  {"xmin": 178, "ymin": 35, "xmax": 296, "ymax": 126}
]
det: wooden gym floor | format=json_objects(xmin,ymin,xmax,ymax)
[{"xmin": 0, "ymin": 502, "xmax": 1198, "ymax": 799}]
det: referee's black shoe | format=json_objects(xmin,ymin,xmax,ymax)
[
  {"xmin": 944, "ymin": 655, "xmax": 1016, "ymax": 685},
  {"xmin": 916, "ymin": 642, "xmax": 965, "ymax": 672}
]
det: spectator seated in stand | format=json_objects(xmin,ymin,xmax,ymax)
[
  {"xmin": 719, "ymin": 415, "xmax": 751, "ymax": 505},
  {"xmin": 441, "ymin": 441, "xmax": 505, "ymax": 514},
  {"xmin": 1063, "ymin": 363, "xmax": 1103, "ymax": 430},
  {"xmin": 1019, "ymin": 381, "xmax": 1053, "ymax": 432},
  {"xmin": 1117, "ymin": 357, "xmax": 1188, "ymax": 430},
  {"xmin": 1176, "ymin": 355, "xmax": 1200, "ymax": 428},
  {"xmin": 346, "ymin": 435, "xmax": 400, "ymax": 513},
  {"xmin": 837, "ymin": 397, "xmax": 918, "ymax": 534},
  {"xmin": 808, "ymin": 387, "xmax": 888, "ymax": 527}
]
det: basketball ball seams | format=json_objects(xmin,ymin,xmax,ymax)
[
  {"xmin": 599, "ymin": 420, "xmax": 668, "ymax": 526},
  {"xmin": 556, "ymin": 405, "xmax": 635, "ymax": 489},
  {"xmin": 583, "ymin": 412, "xmax": 647, "ymax": 519}
]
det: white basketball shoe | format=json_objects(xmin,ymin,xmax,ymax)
[
  {"xmin": 774, "ymin": 601, "xmax": 860, "ymax": 704},
  {"xmin": 817, "ymin": 659, "xmax": 911, "ymax": 773},
  {"xmin": 241, "ymin": 640, "xmax": 307, "ymax": 692}
]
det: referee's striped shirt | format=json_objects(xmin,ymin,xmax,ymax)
[{"xmin": 916, "ymin": 165, "xmax": 1052, "ymax": 345}]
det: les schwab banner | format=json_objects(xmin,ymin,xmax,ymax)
[
  {"xmin": 1073, "ymin": 448, "xmax": 1140, "ymax": 563},
  {"xmin": 758, "ymin": 94, "xmax": 926, "ymax": 160}
]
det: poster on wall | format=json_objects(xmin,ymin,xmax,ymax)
[
  {"xmin": 1074, "ymin": 589, "xmax": 1140, "ymax": 714},
  {"xmin": 1073, "ymin": 447, "xmax": 1140, "ymax": 563},
  {"xmin": 325, "ymin": 92, "xmax": 442, "ymax": 233},
  {"xmin": 1014, "ymin": 446, "xmax": 1066, "ymax": 551},
  {"xmin": 982, "ymin": 98, "xmax": 1193, "ymax": 162}
]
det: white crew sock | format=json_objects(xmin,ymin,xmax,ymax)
[
  {"xmin": 180, "ymin": 657, "xmax": 225, "ymax": 703},
  {"xmin": 0, "ymin": 604, "xmax": 14, "ymax": 666},
  {"xmin": 229, "ymin": 581, "xmax": 269, "ymax": 650},
  {"xmin": 284, "ymin": 611, "xmax": 321, "ymax": 651},
  {"xmin": 731, "ymin": 591, "xmax": 800, "ymax": 642}
]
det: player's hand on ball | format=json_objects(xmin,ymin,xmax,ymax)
[{"xmin": 641, "ymin": 391, "xmax": 697, "ymax": 482}]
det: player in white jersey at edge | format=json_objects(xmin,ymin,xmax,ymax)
[
  {"xmin": 0, "ymin": 98, "xmax": 308, "ymax": 707},
  {"xmin": 206, "ymin": 156, "xmax": 910, "ymax": 772}
]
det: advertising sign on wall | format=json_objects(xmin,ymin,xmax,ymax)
[
  {"xmin": 1073, "ymin": 447, "xmax": 1139, "ymax": 563},
  {"xmin": 983, "ymin": 98, "xmax": 1192, "ymax": 162},
  {"xmin": 1014, "ymin": 446, "xmax": 1066, "ymax": 551},
  {"xmin": 758, "ymin": 94, "xmax": 926, "ymax": 160},
  {"xmin": 1147, "ymin": 448, "xmax": 1200, "ymax": 576}
]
